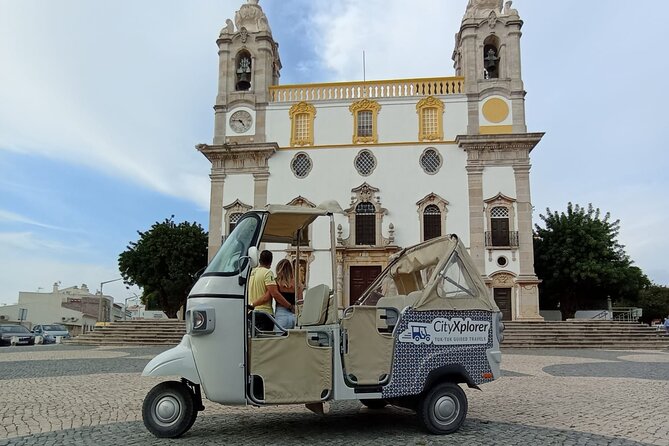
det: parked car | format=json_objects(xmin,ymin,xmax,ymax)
[
  {"xmin": 31, "ymin": 324, "xmax": 71, "ymax": 343},
  {"xmin": 0, "ymin": 324, "xmax": 35, "ymax": 346}
]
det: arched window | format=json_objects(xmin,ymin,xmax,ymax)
[
  {"xmin": 355, "ymin": 202, "xmax": 376, "ymax": 245},
  {"xmin": 483, "ymin": 36, "xmax": 500, "ymax": 79},
  {"xmin": 235, "ymin": 50, "xmax": 252, "ymax": 91},
  {"xmin": 416, "ymin": 193, "xmax": 448, "ymax": 242},
  {"xmin": 423, "ymin": 205, "xmax": 442, "ymax": 240}
]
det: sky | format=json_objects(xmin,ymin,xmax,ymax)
[{"xmin": 1, "ymin": 0, "xmax": 667, "ymax": 305}]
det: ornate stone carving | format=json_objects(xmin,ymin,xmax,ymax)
[
  {"xmin": 240, "ymin": 27, "xmax": 248, "ymax": 43},
  {"xmin": 466, "ymin": 0, "xmax": 503, "ymax": 12},
  {"xmin": 503, "ymin": 1, "xmax": 519, "ymax": 16},
  {"xmin": 196, "ymin": 143, "xmax": 277, "ymax": 174},
  {"xmin": 491, "ymin": 272, "xmax": 514, "ymax": 287},
  {"xmin": 234, "ymin": 1, "xmax": 271, "ymax": 34},
  {"xmin": 487, "ymin": 10, "xmax": 498, "ymax": 28},
  {"xmin": 220, "ymin": 19, "xmax": 235, "ymax": 36}
]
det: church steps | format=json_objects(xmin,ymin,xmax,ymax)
[{"xmin": 501, "ymin": 321, "xmax": 669, "ymax": 349}]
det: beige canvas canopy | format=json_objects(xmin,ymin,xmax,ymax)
[
  {"xmin": 260, "ymin": 201, "xmax": 342, "ymax": 243},
  {"xmin": 367, "ymin": 235, "xmax": 498, "ymax": 312}
]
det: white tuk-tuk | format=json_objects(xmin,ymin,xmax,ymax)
[{"xmin": 141, "ymin": 203, "xmax": 503, "ymax": 437}]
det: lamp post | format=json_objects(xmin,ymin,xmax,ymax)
[
  {"xmin": 98, "ymin": 278, "xmax": 123, "ymax": 323},
  {"xmin": 124, "ymin": 294, "xmax": 140, "ymax": 321}
]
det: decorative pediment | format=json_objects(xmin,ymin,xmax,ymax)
[
  {"xmin": 286, "ymin": 196, "xmax": 317, "ymax": 208},
  {"xmin": 349, "ymin": 99, "xmax": 381, "ymax": 114},
  {"xmin": 483, "ymin": 192, "xmax": 516, "ymax": 205},
  {"xmin": 224, "ymin": 199, "xmax": 252, "ymax": 212},
  {"xmin": 289, "ymin": 102, "xmax": 316, "ymax": 118},
  {"xmin": 416, "ymin": 96, "xmax": 445, "ymax": 113},
  {"xmin": 416, "ymin": 193, "xmax": 450, "ymax": 208}
]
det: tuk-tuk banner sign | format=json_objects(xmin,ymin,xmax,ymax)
[{"xmin": 398, "ymin": 318, "xmax": 490, "ymax": 346}]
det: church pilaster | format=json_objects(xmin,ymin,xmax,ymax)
[{"xmin": 208, "ymin": 173, "xmax": 226, "ymax": 261}]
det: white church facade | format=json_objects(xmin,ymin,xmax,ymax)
[{"xmin": 197, "ymin": 0, "xmax": 544, "ymax": 321}]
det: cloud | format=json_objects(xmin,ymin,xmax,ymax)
[
  {"xmin": 0, "ymin": 210, "xmax": 69, "ymax": 231},
  {"xmin": 0, "ymin": 1, "xmax": 231, "ymax": 210},
  {"xmin": 306, "ymin": 0, "xmax": 463, "ymax": 81}
]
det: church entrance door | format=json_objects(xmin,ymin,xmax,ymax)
[
  {"xmin": 493, "ymin": 288, "xmax": 512, "ymax": 321},
  {"xmin": 349, "ymin": 266, "xmax": 382, "ymax": 306}
]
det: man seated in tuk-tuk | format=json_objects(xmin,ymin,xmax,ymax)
[{"xmin": 248, "ymin": 250, "xmax": 295, "ymax": 332}]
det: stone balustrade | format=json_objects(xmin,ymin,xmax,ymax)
[{"xmin": 269, "ymin": 77, "xmax": 464, "ymax": 103}]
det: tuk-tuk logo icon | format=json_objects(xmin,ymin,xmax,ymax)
[{"xmin": 412, "ymin": 325, "xmax": 431, "ymax": 343}]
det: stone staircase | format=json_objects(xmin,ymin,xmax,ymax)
[
  {"xmin": 502, "ymin": 321, "xmax": 669, "ymax": 349},
  {"xmin": 67, "ymin": 320, "xmax": 186, "ymax": 346}
]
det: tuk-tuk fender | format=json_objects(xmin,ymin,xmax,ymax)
[
  {"xmin": 142, "ymin": 335, "xmax": 201, "ymax": 385},
  {"xmin": 423, "ymin": 364, "xmax": 480, "ymax": 392}
]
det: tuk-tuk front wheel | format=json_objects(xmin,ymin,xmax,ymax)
[
  {"xmin": 143, "ymin": 381, "xmax": 197, "ymax": 438},
  {"xmin": 417, "ymin": 383, "xmax": 467, "ymax": 434}
]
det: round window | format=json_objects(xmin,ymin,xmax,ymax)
[
  {"xmin": 496, "ymin": 256, "xmax": 508, "ymax": 267},
  {"xmin": 291, "ymin": 152, "xmax": 312, "ymax": 179},
  {"xmin": 420, "ymin": 148, "xmax": 442, "ymax": 174},
  {"xmin": 354, "ymin": 150, "xmax": 377, "ymax": 176}
]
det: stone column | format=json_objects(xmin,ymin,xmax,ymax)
[
  {"xmin": 253, "ymin": 171, "xmax": 270, "ymax": 208},
  {"xmin": 466, "ymin": 164, "xmax": 485, "ymax": 275},
  {"xmin": 513, "ymin": 164, "xmax": 534, "ymax": 276},
  {"xmin": 208, "ymin": 173, "xmax": 226, "ymax": 262},
  {"xmin": 513, "ymin": 163, "xmax": 543, "ymax": 320}
]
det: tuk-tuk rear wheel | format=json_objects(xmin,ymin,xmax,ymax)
[
  {"xmin": 417, "ymin": 382, "xmax": 467, "ymax": 434},
  {"xmin": 143, "ymin": 381, "xmax": 197, "ymax": 438}
]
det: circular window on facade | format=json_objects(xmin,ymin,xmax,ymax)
[
  {"xmin": 496, "ymin": 256, "xmax": 508, "ymax": 267},
  {"xmin": 420, "ymin": 148, "xmax": 442, "ymax": 175},
  {"xmin": 354, "ymin": 150, "xmax": 377, "ymax": 176},
  {"xmin": 290, "ymin": 152, "xmax": 312, "ymax": 179}
]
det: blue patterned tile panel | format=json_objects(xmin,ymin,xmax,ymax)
[{"xmin": 382, "ymin": 309, "xmax": 495, "ymax": 399}]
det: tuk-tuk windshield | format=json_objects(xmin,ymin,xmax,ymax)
[{"xmin": 205, "ymin": 215, "xmax": 260, "ymax": 275}]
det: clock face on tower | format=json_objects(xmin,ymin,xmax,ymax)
[{"xmin": 229, "ymin": 110, "xmax": 253, "ymax": 133}]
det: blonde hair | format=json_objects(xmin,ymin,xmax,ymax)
[{"xmin": 275, "ymin": 259, "xmax": 294, "ymax": 288}]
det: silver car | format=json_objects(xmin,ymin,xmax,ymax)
[{"xmin": 31, "ymin": 324, "xmax": 71, "ymax": 343}]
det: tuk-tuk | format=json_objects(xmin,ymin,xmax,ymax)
[{"xmin": 141, "ymin": 203, "xmax": 503, "ymax": 437}]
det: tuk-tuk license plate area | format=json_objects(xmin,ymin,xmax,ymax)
[{"xmin": 382, "ymin": 309, "xmax": 495, "ymax": 399}]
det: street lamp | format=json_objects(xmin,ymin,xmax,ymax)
[
  {"xmin": 98, "ymin": 278, "xmax": 123, "ymax": 323},
  {"xmin": 124, "ymin": 294, "xmax": 140, "ymax": 321}
]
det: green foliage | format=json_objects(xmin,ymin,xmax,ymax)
[
  {"xmin": 119, "ymin": 217, "xmax": 208, "ymax": 318},
  {"xmin": 534, "ymin": 203, "xmax": 649, "ymax": 320},
  {"xmin": 635, "ymin": 284, "xmax": 669, "ymax": 324}
]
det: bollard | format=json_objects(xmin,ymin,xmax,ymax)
[
  {"xmin": 35, "ymin": 335, "xmax": 44, "ymax": 345},
  {"xmin": 55, "ymin": 336, "xmax": 63, "ymax": 344}
]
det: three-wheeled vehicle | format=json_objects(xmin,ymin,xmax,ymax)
[{"xmin": 141, "ymin": 203, "xmax": 503, "ymax": 438}]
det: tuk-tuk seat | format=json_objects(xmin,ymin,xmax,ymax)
[
  {"xmin": 376, "ymin": 291, "xmax": 419, "ymax": 313},
  {"xmin": 297, "ymin": 284, "xmax": 331, "ymax": 327}
]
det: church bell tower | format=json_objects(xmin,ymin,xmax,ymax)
[
  {"xmin": 453, "ymin": 0, "xmax": 526, "ymax": 134},
  {"xmin": 212, "ymin": 0, "xmax": 281, "ymax": 145}
]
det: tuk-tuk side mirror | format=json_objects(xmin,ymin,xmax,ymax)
[{"xmin": 247, "ymin": 247, "xmax": 259, "ymax": 268}]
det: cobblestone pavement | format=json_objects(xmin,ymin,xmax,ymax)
[{"xmin": 1, "ymin": 345, "xmax": 668, "ymax": 445}]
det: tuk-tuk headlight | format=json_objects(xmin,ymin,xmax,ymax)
[
  {"xmin": 188, "ymin": 306, "xmax": 216, "ymax": 336},
  {"xmin": 193, "ymin": 311, "xmax": 206, "ymax": 330}
]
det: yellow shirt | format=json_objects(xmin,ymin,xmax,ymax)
[{"xmin": 249, "ymin": 266, "xmax": 275, "ymax": 314}]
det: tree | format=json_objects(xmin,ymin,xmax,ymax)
[
  {"xmin": 633, "ymin": 284, "xmax": 669, "ymax": 325},
  {"xmin": 119, "ymin": 217, "xmax": 208, "ymax": 318},
  {"xmin": 533, "ymin": 203, "xmax": 649, "ymax": 320}
]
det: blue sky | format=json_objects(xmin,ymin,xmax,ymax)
[{"xmin": 1, "ymin": 0, "xmax": 668, "ymax": 305}]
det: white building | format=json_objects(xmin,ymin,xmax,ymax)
[
  {"xmin": 0, "ymin": 283, "xmax": 115, "ymax": 335},
  {"xmin": 197, "ymin": 0, "xmax": 543, "ymax": 320}
]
